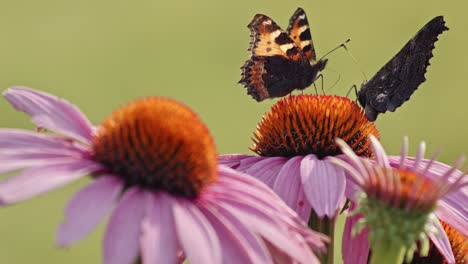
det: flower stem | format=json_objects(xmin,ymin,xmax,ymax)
[
  {"xmin": 308, "ymin": 211, "xmax": 335, "ymax": 264},
  {"xmin": 369, "ymin": 239, "xmax": 405, "ymax": 264}
]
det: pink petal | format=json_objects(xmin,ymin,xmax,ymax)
[
  {"xmin": 273, "ymin": 156, "xmax": 311, "ymax": 220},
  {"xmin": 236, "ymin": 156, "xmax": 266, "ymax": 172},
  {"xmin": 0, "ymin": 155, "xmax": 87, "ymax": 175},
  {"xmin": 210, "ymin": 169, "xmax": 329, "ymax": 255},
  {"xmin": 218, "ymin": 202, "xmax": 320, "ymax": 264},
  {"xmin": 428, "ymin": 218, "xmax": 455, "ymax": 263},
  {"xmin": 342, "ymin": 211, "xmax": 369, "ymax": 264},
  {"xmin": 301, "ymin": 155, "xmax": 346, "ymax": 218},
  {"xmin": 103, "ymin": 188, "xmax": 146, "ymax": 264},
  {"xmin": 345, "ymin": 179, "xmax": 361, "ymax": 202},
  {"xmin": 436, "ymin": 202, "xmax": 468, "ymax": 237},
  {"xmin": 0, "ymin": 159, "xmax": 101, "ymax": 205},
  {"xmin": 214, "ymin": 166, "xmax": 298, "ymax": 217},
  {"xmin": 245, "ymin": 157, "xmax": 287, "ymax": 188},
  {"xmin": 200, "ymin": 202, "xmax": 268, "ymax": 264},
  {"xmin": 173, "ymin": 198, "xmax": 221, "ymax": 264},
  {"xmin": 369, "ymin": 135, "xmax": 390, "ymax": 168},
  {"xmin": 140, "ymin": 192, "xmax": 179, "ymax": 264},
  {"xmin": 3, "ymin": 87, "xmax": 94, "ymax": 143},
  {"xmin": 56, "ymin": 175, "xmax": 123, "ymax": 247},
  {"xmin": 217, "ymin": 154, "xmax": 253, "ymax": 169}
]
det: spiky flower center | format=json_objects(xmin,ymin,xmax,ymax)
[
  {"xmin": 252, "ymin": 95, "xmax": 379, "ymax": 158},
  {"xmin": 440, "ymin": 221, "xmax": 468, "ymax": 263},
  {"xmin": 92, "ymin": 97, "xmax": 217, "ymax": 198}
]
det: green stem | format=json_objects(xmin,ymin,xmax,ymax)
[
  {"xmin": 369, "ymin": 239, "xmax": 405, "ymax": 264},
  {"xmin": 308, "ymin": 211, "xmax": 335, "ymax": 264}
]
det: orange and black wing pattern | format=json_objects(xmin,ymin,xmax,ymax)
[
  {"xmin": 287, "ymin": 8, "xmax": 317, "ymax": 61},
  {"xmin": 239, "ymin": 13, "xmax": 314, "ymax": 101}
]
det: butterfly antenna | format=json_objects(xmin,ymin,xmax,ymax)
[
  {"xmin": 318, "ymin": 38, "xmax": 351, "ymax": 61},
  {"xmin": 341, "ymin": 43, "xmax": 368, "ymax": 81},
  {"xmin": 328, "ymin": 73, "xmax": 341, "ymax": 92}
]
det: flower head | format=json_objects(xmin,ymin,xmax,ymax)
[
  {"xmin": 0, "ymin": 87, "xmax": 328, "ymax": 264},
  {"xmin": 220, "ymin": 94, "xmax": 379, "ymax": 219},
  {"xmin": 331, "ymin": 136, "xmax": 468, "ymax": 263}
]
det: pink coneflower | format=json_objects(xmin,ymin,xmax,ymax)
[
  {"xmin": 0, "ymin": 87, "xmax": 328, "ymax": 264},
  {"xmin": 330, "ymin": 136, "xmax": 468, "ymax": 264},
  {"xmin": 219, "ymin": 95, "xmax": 379, "ymax": 221}
]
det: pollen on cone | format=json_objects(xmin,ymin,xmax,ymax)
[
  {"xmin": 92, "ymin": 97, "xmax": 217, "ymax": 198},
  {"xmin": 252, "ymin": 95, "xmax": 379, "ymax": 158}
]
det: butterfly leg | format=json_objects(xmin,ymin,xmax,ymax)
[
  {"xmin": 345, "ymin": 84, "xmax": 358, "ymax": 101},
  {"xmin": 312, "ymin": 82, "xmax": 319, "ymax": 94},
  {"xmin": 315, "ymin": 74, "xmax": 325, "ymax": 94}
]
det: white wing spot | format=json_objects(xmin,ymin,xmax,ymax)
[
  {"xmin": 298, "ymin": 25, "xmax": 308, "ymax": 34},
  {"xmin": 298, "ymin": 14, "xmax": 306, "ymax": 20},
  {"xmin": 300, "ymin": 40, "xmax": 311, "ymax": 47},
  {"xmin": 280, "ymin": 43, "xmax": 294, "ymax": 53},
  {"xmin": 270, "ymin": 30, "xmax": 281, "ymax": 40},
  {"xmin": 263, "ymin": 20, "xmax": 272, "ymax": 25}
]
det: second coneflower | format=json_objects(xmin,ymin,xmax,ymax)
[
  {"xmin": 0, "ymin": 87, "xmax": 328, "ymax": 264},
  {"xmin": 219, "ymin": 94, "xmax": 379, "ymax": 263},
  {"xmin": 221, "ymin": 94, "xmax": 379, "ymax": 219}
]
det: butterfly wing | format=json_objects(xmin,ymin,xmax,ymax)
[
  {"xmin": 287, "ymin": 8, "xmax": 317, "ymax": 61},
  {"xmin": 239, "ymin": 14, "xmax": 314, "ymax": 101},
  {"xmin": 358, "ymin": 16, "xmax": 449, "ymax": 121}
]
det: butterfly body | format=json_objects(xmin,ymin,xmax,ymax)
[
  {"xmin": 358, "ymin": 16, "xmax": 449, "ymax": 121},
  {"xmin": 240, "ymin": 8, "xmax": 327, "ymax": 101}
]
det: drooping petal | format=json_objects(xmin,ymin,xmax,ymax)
[
  {"xmin": 273, "ymin": 156, "xmax": 311, "ymax": 220},
  {"xmin": 140, "ymin": 192, "xmax": 179, "ymax": 264},
  {"xmin": 3, "ymin": 87, "xmax": 94, "ymax": 143},
  {"xmin": 212, "ymin": 167, "xmax": 329, "ymax": 255},
  {"xmin": 342, "ymin": 211, "xmax": 369, "ymax": 264},
  {"xmin": 103, "ymin": 188, "xmax": 146, "ymax": 264},
  {"xmin": 56, "ymin": 175, "xmax": 123, "ymax": 247},
  {"xmin": 200, "ymin": 202, "xmax": 271, "ymax": 264},
  {"xmin": 214, "ymin": 166, "xmax": 300, "ymax": 219},
  {"xmin": 0, "ymin": 159, "xmax": 101, "ymax": 205},
  {"xmin": 301, "ymin": 155, "xmax": 346, "ymax": 218},
  {"xmin": 218, "ymin": 200, "xmax": 321, "ymax": 264},
  {"xmin": 244, "ymin": 157, "xmax": 287, "ymax": 188},
  {"xmin": 173, "ymin": 198, "xmax": 221, "ymax": 264},
  {"xmin": 427, "ymin": 218, "xmax": 455, "ymax": 263}
]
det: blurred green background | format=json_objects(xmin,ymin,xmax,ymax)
[{"xmin": 0, "ymin": 0, "xmax": 466, "ymax": 263}]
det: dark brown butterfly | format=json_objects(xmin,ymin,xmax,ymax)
[
  {"xmin": 358, "ymin": 16, "xmax": 449, "ymax": 121},
  {"xmin": 239, "ymin": 8, "xmax": 328, "ymax": 101}
]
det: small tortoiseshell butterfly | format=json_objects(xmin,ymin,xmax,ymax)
[
  {"xmin": 358, "ymin": 16, "xmax": 448, "ymax": 121},
  {"xmin": 239, "ymin": 8, "xmax": 328, "ymax": 101}
]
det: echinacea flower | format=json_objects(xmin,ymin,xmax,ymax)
[
  {"xmin": 330, "ymin": 136, "xmax": 468, "ymax": 264},
  {"xmin": 0, "ymin": 87, "xmax": 328, "ymax": 264},
  {"xmin": 219, "ymin": 94, "xmax": 379, "ymax": 221}
]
